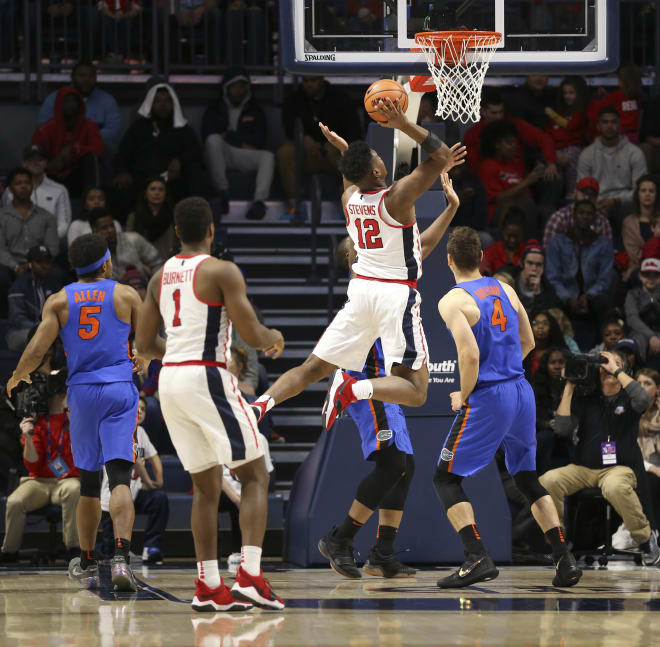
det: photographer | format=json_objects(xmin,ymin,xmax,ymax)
[
  {"xmin": 539, "ymin": 350, "xmax": 659, "ymax": 565},
  {"xmin": 0, "ymin": 370, "xmax": 79, "ymax": 564}
]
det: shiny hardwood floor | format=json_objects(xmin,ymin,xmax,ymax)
[{"xmin": 1, "ymin": 562, "xmax": 659, "ymax": 646}]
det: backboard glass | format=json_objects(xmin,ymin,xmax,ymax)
[{"xmin": 281, "ymin": 1, "xmax": 618, "ymax": 76}]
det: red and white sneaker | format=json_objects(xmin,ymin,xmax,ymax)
[
  {"xmin": 231, "ymin": 566, "xmax": 285, "ymax": 610},
  {"xmin": 321, "ymin": 369, "xmax": 357, "ymax": 430},
  {"xmin": 191, "ymin": 578, "xmax": 254, "ymax": 612}
]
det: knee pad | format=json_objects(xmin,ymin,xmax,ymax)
[
  {"xmin": 356, "ymin": 447, "xmax": 408, "ymax": 510},
  {"xmin": 374, "ymin": 445, "xmax": 408, "ymax": 482},
  {"xmin": 80, "ymin": 469, "xmax": 102, "ymax": 498},
  {"xmin": 379, "ymin": 454, "xmax": 416, "ymax": 511},
  {"xmin": 433, "ymin": 468, "xmax": 468, "ymax": 511},
  {"xmin": 513, "ymin": 470, "xmax": 548, "ymax": 504},
  {"xmin": 106, "ymin": 459, "xmax": 134, "ymax": 492}
]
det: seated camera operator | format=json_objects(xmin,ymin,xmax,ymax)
[
  {"xmin": 0, "ymin": 366, "xmax": 79, "ymax": 563},
  {"xmin": 539, "ymin": 350, "xmax": 660, "ymax": 565}
]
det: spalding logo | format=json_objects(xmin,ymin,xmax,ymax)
[
  {"xmin": 441, "ymin": 448, "xmax": 454, "ymax": 461},
  {"xmin": 377, "ymin": 430, "xmax": 393, "ymax": 442}
]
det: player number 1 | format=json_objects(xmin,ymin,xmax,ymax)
[
  {"xmin": 491, "ymin": 298, "xmax": 507, "ymax": 332},
  {"xmin": 172, "ymin": 289, "xmax": 182, "ymax": 327}
]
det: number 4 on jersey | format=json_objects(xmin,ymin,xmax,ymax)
[{"xmin": 491, "ymin": 298, "xmax": 507, "ymax": 332}]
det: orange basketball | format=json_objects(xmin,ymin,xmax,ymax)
[{"xmin": 364, "ymin": 79, "xmax": 409, "ymax": 123}]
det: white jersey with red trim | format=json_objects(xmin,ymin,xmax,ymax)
[
  {"xmin": 159, "ymin": 254, "xmax": 232, "ymax": 365},
  {"xmin": 345, "ymin": 188, "xmax": 422, "ymax": 282}
]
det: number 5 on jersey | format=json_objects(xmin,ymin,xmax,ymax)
[
  {"xmin": 491, "ymin": 298, "xmax": 507, "ymax": 332},
  {"xmin": 78, "ymin": 306, "xmax": 101, "ymax": 339}
]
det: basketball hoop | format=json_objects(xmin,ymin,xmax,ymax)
[{"xmin": 411, "ymin": 30, "xmax": 501, "ymax": 124}]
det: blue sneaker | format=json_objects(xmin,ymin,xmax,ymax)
[{"xmin": 142, "ymin": 546, "xmax": 163, "ymax": 565}]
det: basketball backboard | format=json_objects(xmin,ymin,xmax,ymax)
[{"xmin": 281, "ymin": 1, "xmax": 619, "ymax": 76}]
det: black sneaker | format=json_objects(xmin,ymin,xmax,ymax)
[
  {"xmin": 363, "ymin": 547, "xmax": 416, "ymax": 578},
  {"xmin": 437, "ymin": 554, "xmax": 499, "ymax": 588},
  {"xmin": 0, "ymin": 551, "xmax": 19, "ymax": 565},
  {"xmin": 246, "ymin": 200, "xmax": 267, "ymax": 220},
  {"xmin": 318, "ymin": 527, "xmax": 361, "ymax": 579},
  {"xmin": 552, "ymin": 551, "xmax": 582, "ymax": 587}
]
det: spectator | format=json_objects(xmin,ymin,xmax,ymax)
[
  {"xmin": 98, "ymin": 0, "xmax": 142, "ymax": 63},
  {"xmin": 464, "ymin": 87, "xmax": 558, "ymax": 175},
  {"xmin": 639, "ymin": 94, "xmax": 660, "ymax": 175},
  {"xmin": 509, "ymin": 75, "xmax": 557, "ymax": 130},
  {"xmin": 113, "ymin": 83, "xmax": 205, "ymax": 218},
  {"xmin": 170, "ymin": 0, "xmax": 221, "ymax": 64},
  {"xmin": 513, "ymin": 240, "xmax": 561, "ymax": 315},
  {"xmin": 100, "ymin": 398, "xmax": 168, "ymax": 564},
  {"xmin": 492, "ymin": 270, "xmax": 515, "ymax": 289},
  {"xmin": 417, "ymin": 92, "xmax": 442, "ymax": 124},
  {"xmin": 480, "ymin": 207, "xmax": 526, "ymax": 275},
  {"xmin": 576, "ymin": 107, "xmax": 647, "ymax": 222},
  {"xmin": 642, "ymin": 215, "xmax": 660, "ymax": 262},
  {"xmin": 545, "ymin": 199, "xmax": 615, "ymax": 322},
  {"xmin": 121, "ymin": 268, "xmax": 148, "ymax": 300},
  {"xmin": 539, "ymin": 351, "xmax": 659, "ymax": 565},
  {"xmin": 277, "ymin": 76, "xmax": 361, "ymax": 221},
  {"xmin": 0, "ymin": 377, "xmax": 79, "ymax": 564},
  {"xmin": 625, "ymin": 258, "xmax": 660, "ymax": 363},
  {"xmin": 67, "ymin": 186, "xmax": 122, "ymax": 246},
  {"xmin": 587, "ymin": 64, "xmax": 643, "ymax": 144},
  {"xmin": 37, "ymin": 61, "xmax": 121, "ymax": 154},
  {"xmin": 524, "ymin": 310, "xmax": 567, "ymax": 377},
  {"xmin": 591, "ymin": 314, "xmax": 626, "ymax": 353},
  {"xmin": 202, "ymin": 67, "xmax": 274, "ymax": 220},
  {"xmin": 622, "ymin": 175, "xmax": 660, "ymax": 279},
  {"xmin": 544, "ymin": 76, "xmax": 589, "ymax": 198},
  {"xmin": 548, "ymin": 307, "xmax": 581, "ymax": 353},
  {"xmin": 637, "ymin": 368, "xmax": 660, "ymax": 534},
  {"xmin": 6, "ymin": 245, "xmax": 63, "ymax": 352},
  {"xmin": 1, "ymin": 145, "xmax": 72, "ymax": 240},
  {"xmin": 126, "ymin": 178, "xmax": 176, "ymax": 261},
  {"xmin": 0, "ymin": 168, "xmax": 59, "ymax": 317},
  {"xmin": 543, "ymin": 177, "xmax": 612, "ymax": 248},
  {"xmin": 88, "ymin": 207, "xmax": 161, "ymax": 280},
  {"xmin": 447, "ymin": 163, "xmax": 489, "ymax": 236},
  {"xmin": 532, "ymin": 347, "xmax": 571, "ymax": 476},
  {"xmin": 32, "ymin": 87, "xmax": 103, "ymax": 198},
  {"xmin": 478, "ymin": 120, "xmax": 544, "ymax": 230},
  {"xmin": 616, "ymin": 338, "xmax": 643, "ymax": 375}
]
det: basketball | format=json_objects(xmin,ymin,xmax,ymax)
[{"xmin": 364, "ymin": 79, "xmax": 409, "ymax": 123}]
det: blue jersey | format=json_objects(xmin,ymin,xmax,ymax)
[
  {"xmin": 60, "ymin": 279, "xmax": 133, "ymax": 385},
  {"xmin": 454, "ymin": 277, "xmax": 523, "ymax": 387}
]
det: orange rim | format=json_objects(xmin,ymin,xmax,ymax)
[{"xmin": 415, "ymin": 30, "xmax": 501, "ymax": 66}]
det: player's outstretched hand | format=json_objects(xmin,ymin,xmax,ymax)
[
  {"xmin": 319, "ymin": 122, "xmax": 349, "ymax": 153},
  {"xmin": 6, "ymin": 372, "xmax": 31, "ymax": 398},
  {"xmin": 376, "ymin": 98, "xmax": 408, "ymax": 130},
  {"xmin": 131, "ymin": 349, "xmax": 150, "ymax": 376},
  {"xmin": 441, "ymin": 173, "xmax": 459, "ymax": 209},
  {"xmin": 449, "ymin": 391, "xmax": 463, "ymax": 412},
  {"xmin": 442, "ymin": 143, "xmax": 467, "ymax": 172},
  {"xmin": 264, "ymin": 329, "xmax": 285, "ymax": 359}
]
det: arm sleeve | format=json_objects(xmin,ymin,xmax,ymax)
[
  {"xmin": 37, "ymin": 93, "xmax": 56, "ymax": 125},
  {"xmin": 625, "ymin": 290, "xmax": 656, "ymax": 339},
  {"xmin": 515, "ymin": 118, "xmax": 557, "ymax": 164},
  {"xmin": 585, "ymin": 238, "xmax": 614, "ymax": 297},
  {"xmin": 625, "ymin": 380, "xmax": 652, "ymax": 414},
  {"xmin": 44, "ymin": 213, "xmax": 59, "ymax": 258}
]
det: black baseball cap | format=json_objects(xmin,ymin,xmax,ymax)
[
  {"xmin": 27, "ymin": 245, "xmax": 53, "ymax": 262},
  {"xmin": 22, "ymin": 144, "xmax": 47, "ymax": 161}
]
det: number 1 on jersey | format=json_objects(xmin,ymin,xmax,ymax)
[
  {"xmin": 491, "ymin": 298, "xmax": 507, "ymax": 332},
  {"xmin": 172, "ymin": 289, "xmax": 182, "ymax": 327}
]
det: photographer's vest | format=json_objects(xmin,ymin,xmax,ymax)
[{"xmin": 60, "ymin": 279, "xmax": 133, "ymax": 385}]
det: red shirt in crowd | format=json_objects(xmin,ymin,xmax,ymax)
[
  {"xmin": 587, "ymin": 89, "xmax": 641, "ymax": 143},
  {"xmin": 22, "ymin": 413, "xmax": 79, "ymax": 479},
  {"xmin": 642, "ymin": 236, "xmax": 660, "ymax": 261},
  {"xmin": 480, "ymin": 240, "xmax": 525, "ymax": 276},
  {"xmin": 546, "ymin": 110, "xmax": 587, "ymax": 149},
  {"xmin": 464, "ymin": 115, "xmax": 557, "ymax": 172},
  {"xmin": 477, "ymin": 157, "xmax": 530, "ymax": 223}
]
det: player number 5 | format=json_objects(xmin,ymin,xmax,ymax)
[
  {"xmin": 491, "ymin": 298, "xmax": 507, "ymax": 332},
  {"xmin": 78, "ymin": 305, "xmax": 101, "ymax": 339}
]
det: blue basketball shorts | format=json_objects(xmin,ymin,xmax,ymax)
[
  {"xmin": 347, "ymin": 399, "xmax": 413, "ymax": 460},
  {"xmin": 437, "ymin": 375, "xmax": 536, "ymax": 477},
  {"xmin": 67, "ymin": 381, "xmax": 139, "ymax": 472}
]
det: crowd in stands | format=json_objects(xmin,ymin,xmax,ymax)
[{"xmin": 2, "ymin": 58, "xmax": 660, "ymax": 563}]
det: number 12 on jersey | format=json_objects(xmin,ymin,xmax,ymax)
[
  {"xmin": 491, "ymin": 298, "xmax": 507, "ymax": 332},
  {"xmin": 355, "ymin": 218, "xmax": 383, "ymax": 250}
]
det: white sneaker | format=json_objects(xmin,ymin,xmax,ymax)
[
  {"xmin": 612, "ymin": 523, "xmax": 636, "ymax": 550},
  {"xmin": 227, "ymin": 552, "xmax": 241, "ymax": 574}
]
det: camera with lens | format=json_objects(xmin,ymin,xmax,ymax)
[
  {"xmin": 564, "ymin": 352, "xmax": 608, "ymax": 394},
  {"xmin": 9, "ymin": 369, "xmax": 68, "ymax": 419}
]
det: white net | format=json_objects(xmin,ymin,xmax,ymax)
[{"xmin": 414, "ymin": 31, "xmax": 501, "ymax": 124}]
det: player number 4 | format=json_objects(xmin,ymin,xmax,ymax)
[{"xmin": 491, "ymin": 298, "xmax": 507, "ymax": 332}]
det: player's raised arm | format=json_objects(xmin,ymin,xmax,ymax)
[
  {"xmin": 135, "ymin": 270, "xmax": 167, "ymax": 362},
  {"xmin": 420, "ymin": 173, "xmax": 460, "ymax": 260},
  {"xmin": 377, "ymin": 99, "xmax": 466, "ymax": 213},
  {"xmin": 501, "ymin": 282, "xmax": 535, "ymax": 359},
  {"xmin": 438, "ymin": 292, "xmax": 480, "ymax": 403},
  {"xmin": 319, "ymin": 122, "xmax": 354, "ymax": 194},
  {"xmin": 7, "ymin": 291, "xmax": 64, "ymax": 396},
  {"xmin": 219, "ymin": 261, "xmax": 285, "ymax": 358}
]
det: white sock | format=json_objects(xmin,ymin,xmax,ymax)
[
  {"xmin": 254, "ymin": 394, "xmax": 275, "ymax": 412},
  {"xmin": 241, "ymin": 545, "xmax": 262, "ymax": 576},
  {"xmin": 352, "ymin": 379, "xmax": 373, "ymax": 400},
  {"xmin": 197, "ymin": 559, "xmax": 221, "ymax": 589}
]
